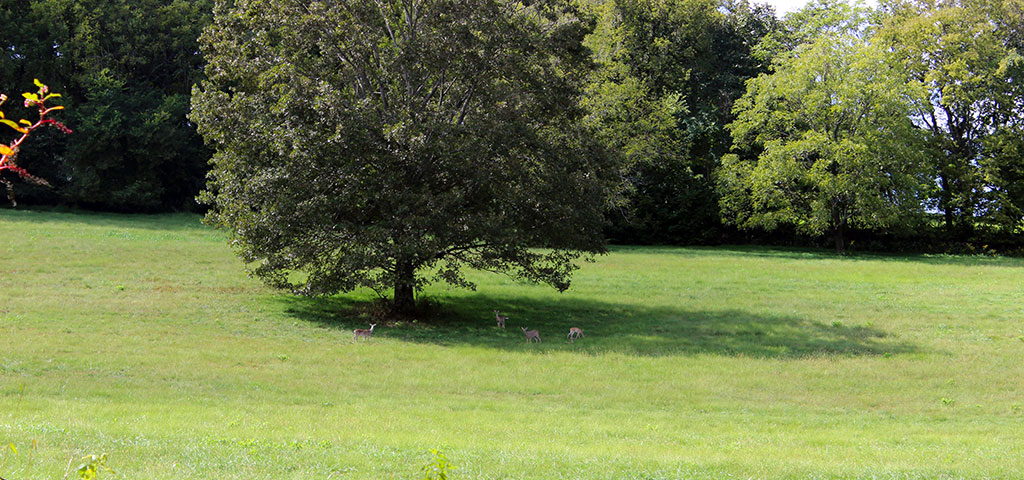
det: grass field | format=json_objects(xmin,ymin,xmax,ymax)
[{"xmin": 2, "ymin": 209, "xmax": 1024, "ymax": 479}]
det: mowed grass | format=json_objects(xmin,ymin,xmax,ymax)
[{"xmin": 2, "ymin": 209, "xmax": 1024, "ymax": 479}]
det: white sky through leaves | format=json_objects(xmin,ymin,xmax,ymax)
[{"xmin": 761, "ymin": 0, "xmax": 879, "ymax": 16}]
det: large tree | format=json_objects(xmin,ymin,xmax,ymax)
[
  {"xmin": 718, "ymin": 32, "xmax": 928, "ymax": 252},
  {"xmin": 191, "ymin": 0, "xmax": 617, "ymax": 313},
  {"xmin": 877, "ymin": 0, "xmax": 1024, "ymax": 237},
  {"xmin": 582, "ymin": 0, "xmax": 778, "ymax": 244}
]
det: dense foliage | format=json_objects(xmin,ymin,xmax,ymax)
[
  {"xmin": 719, "ymin": 32, "xmax": 928, "ymax": 252},
  {"xmin": 0, "ymin": 0, "xmax": 1018, "ymax": 256},
  {"xmin": 583, "ymin": 0, "xmax": 778, "ymax": 244},
  {"xmin": 878, "ymin": 0, "xmax": 1024, "ymax": 239},
  {"xmin": 0, "ymin": 0, "xmax": 211, "ymax": 211},
  {"xmin": 717, "ymin": 0, "xmax": 1024, "ymax": 251},
  {"xmin": 192, "ymin": 0, "xmax": 618, "ymax": 311}
]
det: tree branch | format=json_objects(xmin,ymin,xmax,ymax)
[{"xmin": 455, "ymin": 83, "xmax": 477, "ymax": 125}]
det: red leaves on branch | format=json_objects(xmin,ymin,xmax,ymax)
[{"xmin": 0, "ymin": 79, "xmax": 72, "ymax": 206}]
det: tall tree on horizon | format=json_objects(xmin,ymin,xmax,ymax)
[
  {"xmin": 582, "ymin": 0, "xmax": 778, "ymax": 244},
  {"xmin": 718, "ymin": 30, "xmax": 929, "ymax": 252},
  {"xmin": 877, "ymin": 0, "xmax": 1024, "ymax": 237}
]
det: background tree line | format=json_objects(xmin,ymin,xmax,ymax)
[
  {"xmin": 1, "ymin": 0, "xmax": 1022, "ymax": 253},
  {"xmin": 588, "ymin": 0, "xmax": 1024, "ymax": 252},
  {"xmin": 0, "ymin": 0, "xmax": 211, "ymax": 211}
]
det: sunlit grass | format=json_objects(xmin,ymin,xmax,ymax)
[{"xmin": 2, "ymin": 209, "xmax": 1023, "ymax": 479}]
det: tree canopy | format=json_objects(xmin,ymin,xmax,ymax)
[
  {"xmin": 878, "ymin": 0, "xmax": 1024, "ymax": 238},
  {"xmin": 192, "ymin": 0, "xmax": 618, "ymax": 312},
  {"xmin": 718, "ymin": 31, "xmax": 928, "ymax": 251},
  {"xmin": 581, "ymin": 0, "xmax": 778, "ymax": 244},
  {"xmin": 1, "ymin": 0, "xmax": 1019, "ymax": 255}
]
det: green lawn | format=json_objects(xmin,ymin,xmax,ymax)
[{"xmin": 2, "ymin": 209, "xmax": 1023, "ymax": 479}]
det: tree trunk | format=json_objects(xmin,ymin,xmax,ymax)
[
  {"xmin": 834, "ymin": 225, "xmax": 845, "ymax": 254},
  {"xmin": 393, "ymin": 259, "xmax": 416, "ymax": 315},
  {"xmin": 939, "ymin": 172, "xmax": 955, "ymax": 234},
  {"xmin": 832, "ymin": 202, "xmax": 846, "ymax": 254}
]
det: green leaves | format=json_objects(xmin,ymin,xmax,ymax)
[
  {"xmin": 0, "ymin": 0, "xmax": 212, "ymax": 211},
  {"xmin": 192, "ymin": 0, "xmax": 616, "ymax": 309},
  {"xmin": 581, "ymin": 0, "xmax": 777, "ymax": 244},
  {"xmin": 0, "ymin": 80, "xmax": 70, "ymax": 205},
  {"xmin": 719, "ymin": 30, "xmax": 928, "ymax": 251},
  {"xmin": 876, "ymin": 0, "xmax": 1023, "ymax": 234},
  {"xmin": 421, "ymin": 449, "xmax": 457, "ymax": 480},
  {"xmin": 77, "ymin": 453, "xmax": 111, "ymax": 480}
]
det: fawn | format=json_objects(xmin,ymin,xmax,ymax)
[
  {"xmin": 493, "ymin": 310, "xmax": 508, "ymax": 328},
  {"xmin": 521, "ymin": 326, "xmax": 541, "ymax": 343},
  {"xmin": 567, "ymin": 327, "xmax": 584, "ymax": 343},
  {"xmin": 353, "ymin": 323, "xmax": 376, "ymax": 341}
]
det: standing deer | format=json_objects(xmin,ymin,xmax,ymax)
[
  {"xmin": 493, "ymin": 310, "xmax": 508, "ymax": 328},
  {"xmin": 353, "ymin": 323, "xmax": 376, "ymax": 341},
  {"xmin": 521, "ymin": 326, "xmax": 541, "ymax": 343},
  {"xmin": 567, "ymin": 327, "xmax": 584, "ymax": 343}
]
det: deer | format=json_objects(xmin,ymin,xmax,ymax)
[
  {"xmin": 567, "ymin": 327, "xmax": 584, "ymax": 343},
  {"xmin": 493, "ymin": 310, "xmax": 508, "ymax": 328},
  {"xmin": 353, "ymin": 323, "xmax": 376, "ymax": 341},
  {"xmin": 521, "ymin": 326, "xmax": 541, "ymax": 343}
]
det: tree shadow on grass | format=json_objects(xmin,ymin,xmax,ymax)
[
  {"xmin": 277, "ymin": 293, "xmax": 918, "ymax": 358},
  {"xmin": 630, "ymin": 244, "xmax": 1024, "ymax": 268}
]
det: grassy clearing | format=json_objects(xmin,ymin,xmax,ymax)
[{"xmin": 2, "ymin": 209, "xmax": 1024, "ymax": 479}]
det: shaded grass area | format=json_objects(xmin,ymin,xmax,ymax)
[
  {"xmin": 282, "ymin": 294, "xmax": 910, "ymax": 358},
  {"xmin": 2, "ymin": 209, "xmax": 1024, "ymax": 479}
]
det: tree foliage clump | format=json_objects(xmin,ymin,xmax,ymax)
[
  {"xmin": 582, "ymin": 0, "xmax": 778, "ymax": 244},
  {"xmin": 719, "ymin": 31, "xmax": 928, "ymax": 252},
  {"xmin": 878, "ymin": 0, "xmax": 1024, "ymax": 238},
  {"xmin": 192, "ymin": 0, "xmax": 618, "ymax": 312}
]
